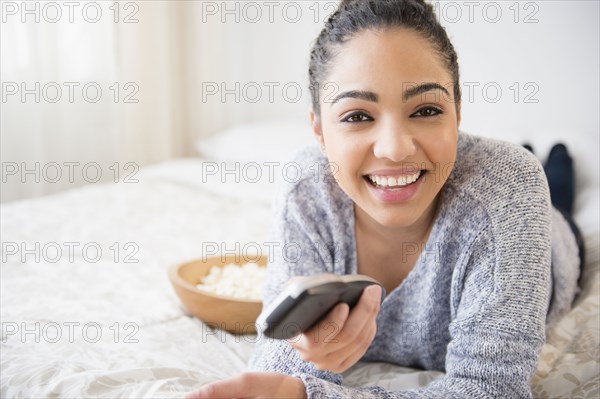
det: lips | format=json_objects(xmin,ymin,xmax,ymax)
[{"xmin": 363, "ymin": 169, "xmax": 426, "ymax": 203}]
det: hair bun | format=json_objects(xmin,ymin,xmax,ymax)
[{"xmin": 308, "ymin": 0, "xmax": 461, "ymax": 116}]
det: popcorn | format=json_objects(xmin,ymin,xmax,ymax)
[{"xmin": 196, "ymin": 262, "xmax": 266, "ymax": 301}]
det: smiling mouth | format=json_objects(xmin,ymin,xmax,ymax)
[{"xmin": 363, "ymin": 170, "xmax": 425, "ymax": 190}]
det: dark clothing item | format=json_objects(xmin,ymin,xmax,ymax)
[
  {"xmin": 543, "ymin": 143, "xmax": 586, "ymax": 279},
  {"xmin": 545, "ymin": 144, "xmax": 575, "ymax": 215}
]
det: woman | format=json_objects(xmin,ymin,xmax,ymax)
[{"xmin": 186, "ymin": 0, "xmax": 582, "ymax": 397}]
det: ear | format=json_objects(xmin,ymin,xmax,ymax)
[
  {"xmin": 310, "ymin": 110, "xmax": 326, "ymax": 155},
  {"xmin": 456, "ymin": 103, "xmax": 461, "ymax": 128}
]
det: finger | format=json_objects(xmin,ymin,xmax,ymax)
[
  {"xmin": 306, "ymin": 301, "xmax": 350, "ymax": 342},
  {"xmin": 332, "ymin": 319, "xmax": 378, "ymax": 373},
  {"xmin": 185, "ymin": 375, "xmax": 247, "ymax": 398},
  {"xmin": 289, "ymin": 285, "xmax": 381, "ymax": 366},
  {"xmin": 321, "ymin": 302, "xmax": 349, "ymax": 342},
  {"xmin": 306, "ymin": 320, "xmax": 377, "ymax": 373},
  {"xmin": 291, "ymin": 286, "xmax": 381, "ymax": 367},
  {"xmin": 312, "ymin": 285, "xmax": 381, "ymax": 359},
  {"xmin": 186, "ymin": 373, "xmax": 305, "ymax": 399},
  {"xmin": 329, "ymin": 285, "xmax": 381, "ymax": 348},
  {"xmin": 288, "ymin": 302, "xmax": 349, "ymax": 353}
]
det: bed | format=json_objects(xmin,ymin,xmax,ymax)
[{"xmin": 1, "ymin": 125, "xmax": 599, "ymax": 398}]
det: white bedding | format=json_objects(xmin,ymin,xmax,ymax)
[{"xmin": 1, "ymin": 158, "xmax": 598, "ymax": 398}]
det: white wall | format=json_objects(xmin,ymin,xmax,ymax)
[
  {"xmin": 182, "ymin": 1, "xmax": 325, "ymax": 134},
  {"xmin": 441, "ymin": 0, "xmax": 600, "ymax": 190},
  {"xmin": 2, "ymin": 0, "xmax": 598, "ymax": 202},
  {"xmin": 184, "ymin": 0, "xmax": 599, "ymax": 188},
  {"xmin": 1, "ymin": 2, "xmax": 189, "ymax": 202}
]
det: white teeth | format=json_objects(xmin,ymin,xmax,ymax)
[{"xmin": 367, "ymin": 170, "xmax": 422, "ymax": 188}]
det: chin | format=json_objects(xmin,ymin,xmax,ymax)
[{"xmin": 369, "ymin": 208, "xmax": 422, "ymax": 229}]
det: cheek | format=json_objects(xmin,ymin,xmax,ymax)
[
  {"xmin": 323, "ymin": 123, "xmax": 360, "ymax": 166},
  {"xmin": 323, "ymin": 137, "xmax": 366, "ymax": 192},
  {"xmin": 424, "ymin": 128, "xmax": 458, "ymax": 166},
  {"xmin": 328, "ymin": 145, "xmax": 362, "ymax": 186}
]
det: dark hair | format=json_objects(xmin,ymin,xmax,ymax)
[{"xmin": 309, "ymin": 0, "xmax": 461, "ymax": 117}]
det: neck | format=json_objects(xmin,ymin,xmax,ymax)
[{"xmin": 355, "ymin": 195, "xmax": 441, "ymax": 247}]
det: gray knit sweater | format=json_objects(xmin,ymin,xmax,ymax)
[{"xmin": 249, "ymin": 131, "xmax": 580, "ymax": 398}]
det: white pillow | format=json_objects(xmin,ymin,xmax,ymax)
[
  {"xmin": 194, "ymin": 121, "xmax": 315, "ymax": 165},
  {"xmin": 138, "ymin": 158, "xmax": 277, "ymax": 205}
]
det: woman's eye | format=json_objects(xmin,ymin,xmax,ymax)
[
  {"xmin": 411, "ymin": 107, "xmax": 443, "ymax": 118},
  {"xmin": 341, "ymin": 112, "xmax": 372, "ymax": 123}
]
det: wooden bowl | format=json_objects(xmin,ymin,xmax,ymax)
[{"xmin": 168, "ymin": 255, "xmax": 266, "ymax": 334}]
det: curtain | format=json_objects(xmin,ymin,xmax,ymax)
[
  {"xmin": 1, "ymin": 1, "xmax": 189, "ymax": 202},
  {"xmin": 1, "ymin": 1, "xmax": 332, "ymax": 203}
]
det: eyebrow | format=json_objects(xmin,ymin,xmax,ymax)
[
  {"xmin": 329, "ymin": 82, "xmax": 450, "ymax": 106},
  {"xmin": 402, "ymin": 82, "xmax": 450, "ymax": 102},
  {"xmin": 330, "ymin": 90, "xmax": 378, "ymax": 105}
]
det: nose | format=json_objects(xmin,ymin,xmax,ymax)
[{"xmin": 372, "ymin": 121, "xmax": 417, "ymax": 162}]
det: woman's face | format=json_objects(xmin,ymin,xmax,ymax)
[{"xmin": 311, "ymin": 28, "xmax": 460, "ymax": 229}]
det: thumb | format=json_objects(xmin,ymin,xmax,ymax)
[{"xmin": 366, "ymin": 284, "xmax": 382, "ymax": 303}]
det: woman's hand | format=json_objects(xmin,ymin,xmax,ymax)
[
  {"xmin": 184, "ymin": 372, "xmax": 307, "ymax": 399},
  {"xmin": 287, "ymin": 284, "xmax": 382, "ymax": 373}
]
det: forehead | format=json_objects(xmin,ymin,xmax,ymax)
[{"xmin": 325, "ymin": 28, "xmax": 452, "ymax": 94}]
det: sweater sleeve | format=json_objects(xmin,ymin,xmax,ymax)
[{"xmin": 288, "ymin": 154, "xmax": 553, "ymax": 398}]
